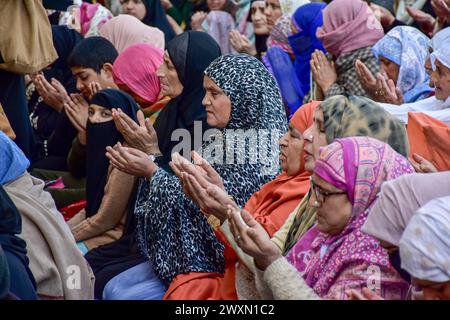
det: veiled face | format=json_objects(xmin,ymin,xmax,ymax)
[
  {"xmin": 88, "ymin": 104, "xmax": 113, "ymax": 123},
  {"xmin": 156, "ymin": 51, "xmax": 184, "ymax": 98},
  {"xmin": 202, "ymin": 76, "xmax": 231, "ymax": 129}
]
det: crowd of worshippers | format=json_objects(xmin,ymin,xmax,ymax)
[{"xmin": 1, "ymin": 0, "xmax": 450, "ymax": 300}]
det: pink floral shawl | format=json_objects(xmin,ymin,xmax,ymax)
[{"xmin": 287, "ymin": 137, "xmax": 414, "ymax": 299}]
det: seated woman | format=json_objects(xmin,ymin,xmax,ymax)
[
  {"xmin": 230, "ymin": 136, "xmax": 414, "ymax": 300},
  {"xmin": 112, "ymin": 43, "xmax": 168, "ymax": 124},
  {"xmin": 312, "ymin": 0, "xmax": 384, "ymax": 99},
  {"xmin": 377, "ymin": 27, "xmax": 450, "ymax": 125},
  {"xmin": 99, "ymin": 14, "xmax": 165, "ymax": 54},
  {"xmin": 399, "ymin": 196, "xmax": 450, "ymax": 300},
  {"xmin": 0, "ymin": 131, "xmax": 93, "ymax": 299},
  {"xmin": 356, "ymin": 26, "xmax": 432, "ymax": 105},
  {"xmin": 102, "ymin": 54, "xmax": 288, "ymax": 300},
  {"xmin": 83, "ymin": 32, "xmax": 221, "ymax": 299},
  {"xmin": 165, "ymin": 100, "xmax": 319, "ymax": 300},
  {"xmin": 67, "ymin": 89, "xmax": 140, "ymax": 253}
]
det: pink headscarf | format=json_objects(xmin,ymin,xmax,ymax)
[
  {"xmin": 287, "ymin": 137, "xmax": 414, "ymax": 299},
  {"xmin": 316, "ymin": 0, "xmax": 384, "ymax": 57},
  {"xmin": 112, "ymin": 44, "xmax": 164, "ymax": 104},
  {"xmin": 99, "ymin": 14, "xmax": 165, "ymax": 54}
]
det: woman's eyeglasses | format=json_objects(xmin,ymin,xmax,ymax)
[{"xmin": 309, "ymin": 176, "xmax": 346, "ymax": 204}]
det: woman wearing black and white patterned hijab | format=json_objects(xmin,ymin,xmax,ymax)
[{"xmin": 130, "ymin": 54, "xmax": 288, "ymax": 295}]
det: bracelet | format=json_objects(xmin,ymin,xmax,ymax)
[{"xmin": 207, "ymin": 215, "xmax": 221, "ymax": 231}]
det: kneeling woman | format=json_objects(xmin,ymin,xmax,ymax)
[{"xmin": 67, "ymin": 89, "xmax": 140, "ymax": 253}]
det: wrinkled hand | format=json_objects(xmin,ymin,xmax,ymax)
[
  {"xmin": 410, "ymin": 153, "xmax": 438, "ymax": 173},
  {"xmin": 33, "ymin": 74, "xmax": 69, "ymax": 112},
  {"xmin": 346, "ymin": 288, "xmax": 384, "ymax": 300},
  {"xmin": 106, "ymin": 142, "xmax": 158, "ymax": 177},
  {"xmin": 64, "ymin": 93, "xmax": 89, "ymax": 145},
  {"xmin": 370, "ymin": 3, "xmax": 395, "ymax": 29},
  {"xmin": 310, "ymin": 50, "xmax": 337, "ymax": 94},
  {"xmin": 112, "ymin": 109, "xmax": 161, "ymax": 156},
  {"xmin": 406, "ymin": 7, "xmax": 435, "ymax": 37},
  {"xmin": 191, "ymin": 11, "xmax": 207, "ymax": 31},
  {"xmin": 355, "ymin": 59, "xmax": 378, "ymax": 98},
  {"xmin": 375, "ymin": 73, "xmax": 404, "ymax": 105},
  {"xmin": 227, "ymin": 206, "xmax": 281, "ymax": 271},
  {"xmin": 169, "ymin": 151, "xmax": 228, "ymax": 220},
  {"xmin": 229, "ymin": 30, "xmax": 257, "ymax": 56},
  {"xmin": 432, "ymin": 0, "xmax": 450, "ymax": 24}
]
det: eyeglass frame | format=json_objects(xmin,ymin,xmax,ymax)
[{"xmin": 309, "ymin": 176, "xmax": 347, "ymax": 204}]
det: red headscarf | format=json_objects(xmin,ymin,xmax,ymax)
[{"xmin": 244, "ymin": 101, "xmax": 319, "ymax": 236}]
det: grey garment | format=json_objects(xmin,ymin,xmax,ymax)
[{"xmin": 325, "ymin": 46, "xmax": 380, "ymax": 99}]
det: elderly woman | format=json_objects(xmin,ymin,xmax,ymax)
[
  {"xmin": 174, "ymin": 94, "xmax": 410, "ymax": 300},
  {"xmin": 356, "ymin": 26, "xmax": 432, "ymax": 105},
  {"xmin": 230, "ymin": 136, "xmax": 414, "ymax": 300},
  {"xmin": 103, "ymin": 54, "xmax": 287, "ymax": 300},
  {"xmin": 399, "ymin": 196, "xmax": 450, "ymax": 300},
  {"xmin": 84, "ymin": 31, "xmax": 221, "ymax": 300},
  {"xmin": 167, "ymin": 100, "xmax": 318, "ymax": 299},
  {"xmin": 311, "ymin": 0, "xmax": 384, "ymax": 100}
]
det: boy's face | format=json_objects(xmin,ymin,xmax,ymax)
[{"xmin": 71, "ymin": 65, "xmax": 115, "ymax": 98}]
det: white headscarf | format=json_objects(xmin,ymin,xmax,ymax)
[
  {"xmin": 280, "ymin": 0, "xmax": 310, "ymax": 16},
  {"xmin": 429, "ymin": 27, "xmax": 450, "ymax": 50},
  {"xmin": 399, "ymin": 196, "xmax": 450, "ymax": 283},
  {"xmin": 430, "ymin": 38, "xmax": 450, "ymax": 70}
]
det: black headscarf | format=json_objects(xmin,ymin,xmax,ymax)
[
  {"xmin": 84, "ymin": 33, "xmax": 221, "ymax": 297},
  {"xmin": 0, "ymin": 186, "xmax": 37, "ymax": 299},
  {"xmin": 141, "ymin": 0, "xmax": 175, "ymax": 43},
  {"xmin": 153, "ymin": 31, "xmax": 221, "ymax": 165},
  {"xmin": 85, "ymin": 89, "xmax": 139, "ymax": 217}
]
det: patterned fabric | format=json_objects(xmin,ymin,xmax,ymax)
[
  {"xmin": 325, "ymin": 46, "xmax": 380, "ymax": 98},
  {"xmin": 287, "ymin": 136, "xmax": 414, "ymax": 299},
  {"xmin": 267, "ymin": 15, "xmax": 294, "ymax": 55},
  {"xmin": 135, "ymin": 54, "xmax": 288, "ymax": 284},
  {"xmin": 372, "ymin": 26, "xmax": 432, "ymax": 103},
  {"xmin": 320, "ymin": 94, "xmax": 410, "ymax": 157},
  {"xmin": 400, "ymin": 196, "xmax": 450, "ymax": 283},
  {"xmin": 80, "ymin": 2, "xmax": 113, "ymax": 38},
  {"xmin": 316, "ymin": 0, "xmax": 383, "ymax": 58}
]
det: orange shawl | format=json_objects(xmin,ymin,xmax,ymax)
[{"xmin": 407, "ymin": 112, "xmax": 450, "ymax": 171}]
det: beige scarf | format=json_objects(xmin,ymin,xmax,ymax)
[{"xmin": 4, "ymin": 172, "xmax": 94, "ymax": 300}]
